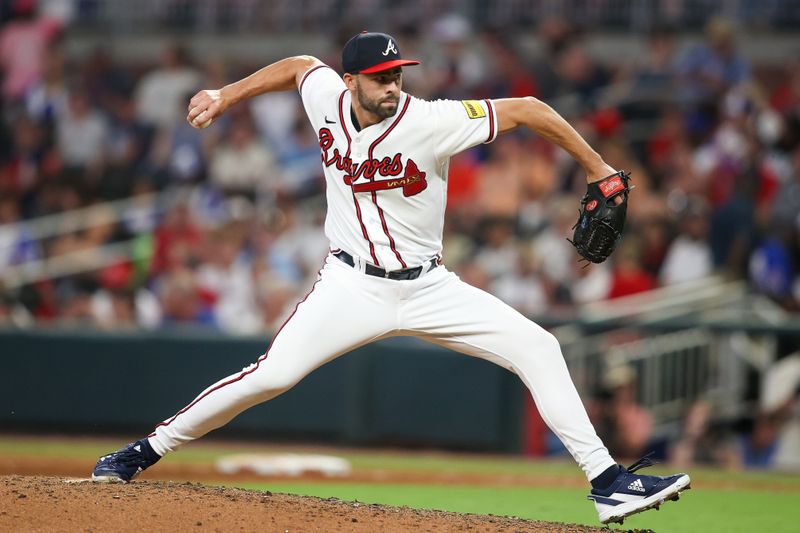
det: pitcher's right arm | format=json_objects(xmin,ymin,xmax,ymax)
[{"xmin": 186, "ymin": 55, "xmax": 324, "ymax": 128}]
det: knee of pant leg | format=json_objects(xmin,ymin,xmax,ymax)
[
  {"xmin": 522, "ymin": 328, "xmax": 564, "ymax": 365},
  {"xmin": 540, "ymin": 330, "xmax": 564, "ymax": 359},
  {"xmin": 245, "ymin": 365, "xmax": 305, "ymax": 400},
  {"xmin": 511, "ymin": 319, "xmax": 561, "ymax": 353},
  {"xmin": 504, "ymin": 324, "xmax": 563, "ymax": 365},
  {"xmin": 503, "ymin": 328, "xmax": 565, "ymax": 378}
]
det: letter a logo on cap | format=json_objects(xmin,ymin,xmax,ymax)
[{"xmin": 382, "ymin": 39, "xmax": 398, "ymax": 56}]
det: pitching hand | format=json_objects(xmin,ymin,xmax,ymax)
[{"xmin": 187, "ymin": 89, "xmax": 228, "ymax": 129}]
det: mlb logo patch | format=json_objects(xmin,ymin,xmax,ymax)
[{"xmin": 461, "ymin": 100, "xmax": 486, "ymax": 119}]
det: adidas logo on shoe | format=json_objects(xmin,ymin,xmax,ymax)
[
  {"xmin": 627, "ymin": 478, "xmax": 646, "ymax": 492},
  {"xmin": 588, "ymin": 453, "xmax": 691, "ymax": 525}
]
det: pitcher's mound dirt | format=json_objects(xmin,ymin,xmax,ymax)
[{"xmin": 1, "ymin": 475, "xmax": 627, "ymax": 533}]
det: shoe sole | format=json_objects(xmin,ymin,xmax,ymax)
[
  {"xmin": 600, "ymin": 474, "xmax": 691, "ymax": 525},
  {"xmin": 91, "ymin": 474, "xmax": 129, "ymax": 483}
]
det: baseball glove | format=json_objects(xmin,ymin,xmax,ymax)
[{"xmin": 569, "ymin": 170, "xmax": 632, "ymax": 264}]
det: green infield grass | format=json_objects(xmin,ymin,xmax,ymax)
[
  {"xmin": 230, "ymin": 481, "xmax": 797, "ymax": 533},
  {"xmin": 1, "ymin": 435, "xmax": 798, "ymax": 532}
]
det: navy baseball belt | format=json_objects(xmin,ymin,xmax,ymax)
[{"xmin": 333, "ymin": 249, "xmax": 438, "ymax": 280}]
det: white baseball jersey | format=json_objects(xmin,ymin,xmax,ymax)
[{"xmin": 298, "ymin": 65, "xmax": 498, "ymax": 270}]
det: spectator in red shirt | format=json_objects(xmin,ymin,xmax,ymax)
[
  {"xmin": 608, "ymin": 238, "xmax": 657, "ymax": 299},
  {"xmin": 150, "ymin": 203, "xmax": 202, "ymax": 275}
]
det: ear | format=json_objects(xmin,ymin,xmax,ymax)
[{"xmin": 343, "ymin": 73, "xmax": 357, "ymax": 91}]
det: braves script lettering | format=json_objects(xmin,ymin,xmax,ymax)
[{"xmin": 318, "ymin": 128, "xmax": 427, "ymax": 196}]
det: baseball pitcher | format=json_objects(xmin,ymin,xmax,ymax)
[{"xmin": 92, "ymin": 32, "xmax": 687, "ymax": 525}]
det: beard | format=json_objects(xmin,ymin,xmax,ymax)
[{"xmin": 355, "ymin": 81, "xmax": 399, "ymax": 121}]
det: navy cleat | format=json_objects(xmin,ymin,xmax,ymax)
[
  {"xmin": 91, "ymin": 438, "xmax": 161, "ymax": 483},
  {"xmin": 587, "ymin": 454, "xmax": 691, "ymax": 525}
]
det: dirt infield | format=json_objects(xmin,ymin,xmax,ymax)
[
  {"xmin": 1, "ymin": 475, "xmax": 627, "ymax": 533},
  {"xmin": 1, "ymin": 453, "xmax": 795, "ymax": 493},
  {"xmin": 0, "ymin": 453, "xmax": 590, "ymax": 488}
]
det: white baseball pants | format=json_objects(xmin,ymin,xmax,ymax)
[{"xmin": 148, "ymin": 254, "xmax": 616, "ymax": 481}]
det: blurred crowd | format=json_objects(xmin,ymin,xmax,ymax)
[
  {"xmin": 0, "ymin": 3, "xmax": 799, "ymax": 337},
  {"xmin": 585, "ymin": 352, "xmax": 800, "ymax": 471},
  {"xmin": 2, "ymin": 1, "xmax": 800, "ymax": 470}
]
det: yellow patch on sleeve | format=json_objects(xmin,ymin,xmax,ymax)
[{"xmin": 461, "ymin": 100, "xmax": 486, "ymax": 119}]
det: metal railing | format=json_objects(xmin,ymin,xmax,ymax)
[
  {"xmin": 553, "ymin": 277, "xmax": 786, "ymax": 435},
  {"xmin": 578, "ymin": 275, "xmax": 748, "ymax": 324},
  {"xmin": 0, "ymin": 187, "xmax": 192, "ymax": 291},
  {"xmin": 563, "ymin": 329, "xmax": 717, "ymax": 431},
  {"xmin": 1, "ymin": 239, "xmax": 147, "ymax": 290}
]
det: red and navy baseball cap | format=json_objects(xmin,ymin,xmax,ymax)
[{"xmin": 342, "ymin": 31, "xmax": 420, "ymax": 74}]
